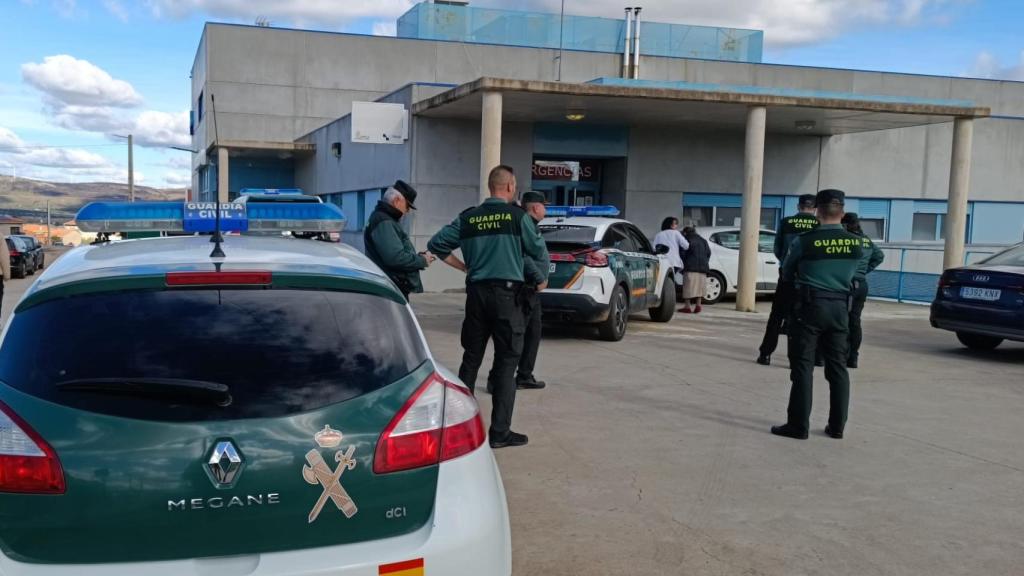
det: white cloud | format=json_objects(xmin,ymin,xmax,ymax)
[
  {"xmin": 130, "ymin": 110, "xmax": 191, "ymax": 148},
  {"xmin": 968, "ymin": 51, "xmax": 1024, "ymax": 81},
  {"xmin": 146, "ymin": 0, "xmax": 415, "ymax": 26},
  {"xmin": 164, "ymin": 155, "xmax": 193, "ymax": 170},
  {"xmin": 103, "ymin": 0, "xmax": 129, "ymax": 22},
  {"xmin": 20, "ymin": 147, "xmax": 111, "ymax": 168},
  {"xmin": 20, "ymin": 55, "xmax": 190, "ymax": 150},
  {"xmin": 21, "ymin": 55, "xmax": 142, "ymax": 107},
  {"xmin": 0, "ymin": 127, "xmax": 26, "ymax": 151},
  {"xmin": 144, "ymin": 0, "xmax": 963, "ymax": 48},
  {"xmin": 162, "ymin": 171, "xmax": 192, "ymax": 187},
  {"xmin": 372, "ymin": 21, "xmax": 397, "ymax": 37}
]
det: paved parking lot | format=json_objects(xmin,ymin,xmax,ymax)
[
  {"xmin": 415, "ymin": 294, "xmax": 1023, "ymax": 576},
  {"xmin": 4, "ymin": 261, "xmax": 1021, "ymax": 575}
]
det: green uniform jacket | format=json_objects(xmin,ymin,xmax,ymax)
[
  {"xmin": 855, "ymin": 234, "xmax": 885, "ymax": 280},
  {"xmin": 782, "ymin": 224, "xmax": 865, "ymax": 294},
  {"xmin": 522, "ymin": 215, "xmax": 550, "ymax": 287},
  {"xmin": 428, "ymin": 197, "xmax": 549, "ymax": 285},
  {"xmin": 364, "ymin": 201, "xmax": 428, "ymax": 294},
  {"xmin": 774, "ymin": 213, "xmax": 820, "ymax": 262}
]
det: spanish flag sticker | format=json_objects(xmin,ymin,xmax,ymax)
[{"xmin": 379, "ymin": 558, "xmax": 424, "ymax": 576}]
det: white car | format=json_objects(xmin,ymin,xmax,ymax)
[
  {"xmin": 697, "ymin": 226, "xmax": 781, "ymax": 304},
  {"xmin": 0, "ymin": 203, "xmax": 511, "ymax": 575},
  {"xmin": 537, "ymin": 214, "xmax": 676, "ymax": 341}
]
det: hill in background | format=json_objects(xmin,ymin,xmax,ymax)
[{"xmin": 0, "ymin": 176, "xmax": 187, "ymax": 223}]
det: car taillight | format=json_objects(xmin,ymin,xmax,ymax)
[
  {"xmin": 373, "ymin": 373, "xmax": 486, "ymax": 474},
  {"xmin": 581, "ymin": 250, "xmax": 608, "ymax": 267},
  {"xmin": 549, "ymin": 253, "xmax": 575, "ymax": 262},
  {"xmin": 9, "ymin": 250, "xmax": 20, "ymax": 257},
  {"xmin": 0, "ymin": 401, "xmax": 65, "ymax": 494},
  {"xmin": 166, "ymin": 271, "xmax": 272, "ymax": 286}
]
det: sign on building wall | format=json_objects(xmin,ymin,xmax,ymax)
[
  {"xmin": 532, "ymin": 160, "xmax": 600, "ymax": 182},
  {"xmin": 351, "ymin": 102, "xmax": 409, "ymax": 145}
]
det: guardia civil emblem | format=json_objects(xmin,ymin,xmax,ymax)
[{"xmin": 302, "ymin": 425, "xmax": 358, "ymax": 523}]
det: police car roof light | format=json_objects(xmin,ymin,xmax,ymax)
[
  {"xmin": 75, "ymin": 201, "xmax": 347, "ymax": 233},
  {"xmin": 238, "ymin": 188, "xmax": 304, "ymax": 195},
  {"xmin": 545, "ymin": 205, "xmax": 620, "ymax": 217}
]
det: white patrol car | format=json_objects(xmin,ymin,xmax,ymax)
[
  {"xmin": 0, "ymin": 201, "xmax": 511, "ymax": 575},
  {"xmin": 537, "ymin": 207, "xmax": 676, "ymax": 341}
]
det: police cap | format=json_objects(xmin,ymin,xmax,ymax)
[
  {"xmin": 521, "ymin": 191, "xmax": 547, "ymax": 206},
  {"xmin": 816, "ymin": 188, "xmax": 845, "ymax": 206},
  {"xmin": 393, "ymin": 180, "xmax": 418, "ymax": 210}
]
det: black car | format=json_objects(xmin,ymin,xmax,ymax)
[
  {"xmin": 931, "ymin": 243, "xmax": 1024, "ymax": 350},
  {"xmin": 12, "ymin": 234, "xmax": 44, "ymax": 272},
  {"xmin": 5, "ymin": 236, "xmax": 36, "ymax": 278}
]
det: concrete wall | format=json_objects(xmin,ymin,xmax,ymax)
[{"xmin": 195, "ymin": 22, "xmax": 1024, "ymax": 151}]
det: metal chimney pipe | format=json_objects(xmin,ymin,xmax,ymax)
[
  {"xmin": 622, "ymin": 7, "xmax": 633, "ymax": 78},
  {"xmin": 632, "ymin": 7, "xmax": 642, "ymax": 79}
]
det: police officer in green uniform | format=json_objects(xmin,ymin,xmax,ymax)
[
  {"xmin": 772, "ymin": 189, "xmax": 863, "ymax": 440},
  {"xmin": 364, "ymin": 180, "xmax": 433, "ymax": 299},
  {"xmin": 757, "ymin": 194, "xmax": 819, "ymax": 365},
  {"xmin": 843, "ymin": 212, "xmax": 885, "ymax": 369},
  {"xmin": 428, "ymin": 165, "xmax": 549, "ymax": 449},
  {"xmin": 513, "ymin": 191, "xmax": 550, "ymax": 390}
]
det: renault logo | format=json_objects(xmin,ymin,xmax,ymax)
[{"xmin": 205, "ymin": 440, "xmax": 244, "ymax": 488}]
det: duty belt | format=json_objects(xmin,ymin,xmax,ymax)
[
  {"xmin": 470, "ymin": 279, "xmax": 523, "ymax": 290},
  {"xmin": 806, "ymin": 288, "xmax": 849, "ymax": 301}
]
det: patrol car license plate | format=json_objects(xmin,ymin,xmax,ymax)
[
  {"xmin": 961, "ymin": 287, "xmax": 1001, "ymax": 301},
  {"xmin": 549, "ymin": 263, "xmax": 557, "ymax": 273}
]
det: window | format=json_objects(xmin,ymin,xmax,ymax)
[
  {"xmin": 710, "ymin": 231, "xmax": 740, "ymax": 250},
  {"xmin": 758, "ymin": 231, "xmax": 776, "ymax": 253},
  {"xmin": 626, "ymin": 225, "xmax": 654, "ymax": 254},
  {"xmin": 760, "ymin": 208, "xmax": 779, "ymax": 231},
  {"xmin": 539, "ymin": 225, "xmax": 598, "ymax": 243},
  {"xmin": 982, "ymin": 244, "xmax": 1024, "ymax": 267},
  {"xmin": 715, "ymin": 207, "xmax": 742, "ymax": 227},
  {"xmin": 682, "ymin": 206, "xmax": 712, "ymax": 228},
  {"xmin": 912, "ymin": 213, "xmax": 940, "ymax": 241},
  {"xmin": 860, "ymin": 218, "xmax": 886, "ymax": 241},
  {"xmin": 0, "ymin": 290, "xmax": 428, "ymax": 422},
  {"xmin": 197, "ymin": 90, "xmax": 204, "ymax": 121},
  {"xmin": 602, "ymin": 225, "xmax": 637, "ymax": 252}
]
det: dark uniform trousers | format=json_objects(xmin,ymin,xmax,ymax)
[
  {"xmin": 786, "ymin": 290, "xmax": 851, "ymax": 435},
  {"xmin": 848, "ymin": 278, "xmax": 869, "ymax": 363},
  {"xmin": 515, "ymin": 287, "xmax": 542, "ymax": 383},
  {"xmin": 459, "ymin": 281, "xmax": 525, "ymax": 438},
  {"xmin": 759, "ymin": 277, "xmax": 795, "ymax": 356}
]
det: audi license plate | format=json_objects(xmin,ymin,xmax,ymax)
[
  {"xmin": 961, "ymin": 287, "xmax": 1001, "ymax": 301},
  {"xmin": 549, "ymin": 263, "xmax": 557, "ymax": 273}
]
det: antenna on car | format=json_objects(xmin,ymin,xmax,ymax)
[{"xmin": 210, "ymin": 93, "xmax": 226, "ymax": 258}]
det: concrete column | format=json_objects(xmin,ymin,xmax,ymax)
[
  {"xmin": 943, "ymin": 117, "xmax": 974, "ymax": 270},
  {"xmin": 217, "ymin": 146, "xmax": 229, "ymax": 203},
  {"xmin": 736, "ymin": 106, "xmax": 767, "ymax": 312},
  {"xmin": 479, "ymin": 91, "xmax": 503, "ymax": 203}
]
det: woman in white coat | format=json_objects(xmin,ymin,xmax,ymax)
[{"xmin": 652, "ymin": 216, "xmax": 689, "ymax": 290}]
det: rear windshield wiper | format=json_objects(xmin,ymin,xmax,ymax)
[{"xmin": 55, "ymin": 378, "xmax": 232, "ymax": 407}]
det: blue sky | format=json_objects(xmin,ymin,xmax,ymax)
[{"xmin": 1, "ymin": 0, "xmax": 1021, "ymax": 189}]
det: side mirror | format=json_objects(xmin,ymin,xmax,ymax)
[{"xmin": 655, "ymin": 244, "xmax": 670, "ymax": 255}]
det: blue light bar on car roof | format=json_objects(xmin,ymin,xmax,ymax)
[
  {"xmin": 545, "ymin": 205, "xmax": 621, "ymax": 217},
  {"xmin": 75, "ymin": 201, "xmax": 346, "ymax": 233},
  {"xmin": 239, "ymin": 188, "xmax": 304, "ymax": 195}
]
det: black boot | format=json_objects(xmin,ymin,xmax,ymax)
[
  {"xmin": 756, "ymin": 354, "xmax": 771, "ymax": 366},
  {"xmin": 516, "ymin": 377, "xmax": 546, "ymax": 390},
  {"xmin": 825, "ymin": 425, "xmax": 844, "ymax": 439},
  {"xmin": 489, "ymin": 431, "xmax": 529, "ymax": 449},
  {"xmin": 771, "ymin": 424, "xmax": 808, "ymax": 440}
]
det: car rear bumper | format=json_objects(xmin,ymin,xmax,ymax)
[
  {"xmin": 930, "ymin": 303, "xmax": 1024, "ymax": 342},
  {"xmin": 538, "ymin": 291, "xmax": 610, "ymax": 323},
  {"xmin": 0, "ymin": 445, "xmax": 511, "ymax": 576}
]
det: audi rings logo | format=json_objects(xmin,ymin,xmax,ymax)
[{"xmin": 972, "ymin": 274, "xmax": 990, "ymax": 282}]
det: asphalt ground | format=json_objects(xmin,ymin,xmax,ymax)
[
  {"xmin": 413, "ymin": 293, "xmax": 1023, "ymax": 576},
  {"xmin": 3, "ymin": 256, "xmax": 1021, "ymax": 575}
]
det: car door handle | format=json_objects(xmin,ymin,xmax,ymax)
[{"xmin": 767, "ymin": 261, "xmax": 777, "ymax": 265}]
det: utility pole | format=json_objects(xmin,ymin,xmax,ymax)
[
  {"xmin": 46, "ymin": 200, "xmax": 51, "ymax": 246},
  {"xmin": 128, "ymin": 133, "xmax": 135, "ymax": 202}
]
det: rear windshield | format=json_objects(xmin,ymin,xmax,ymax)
[
  {"xmin": 539, "ymin": 225, "xmax": 597, "ymax": 244},
  {"xmin": 0, "ymin": 289, "xmax": 428, "ymax": 422},
  {"xmin": 981, "ymin": 244, "xmax": 1024, "ymax": 267}
]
